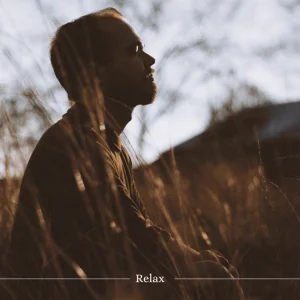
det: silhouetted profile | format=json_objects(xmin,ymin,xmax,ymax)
[{"xmin": 3, "ymin": 8, "xmax": 244, "ymax": 300}]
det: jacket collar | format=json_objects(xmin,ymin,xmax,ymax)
[{"xmin": 63, "ymin": 103, "xmax": 122, "ymax": 152}]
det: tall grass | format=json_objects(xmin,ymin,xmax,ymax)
[
  {"xmin": 0, "ymin": 89, "xmax": 247, "ymax": 300},
  {"xmin": 1, "ymin": 2, "xmax": 300, "ymax": 299},
  {"xmin": 3, "ymin": 92, "xmax": 300, "ymax": 299},
  {"xmin": 133, "ymin": 102, "xmax": 300, "ymax": 299}
]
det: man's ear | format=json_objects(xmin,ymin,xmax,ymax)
[
  {"xmin": 79, "ymin": 62, "xmax": 96, "ymax": 88},
  {"xmin": 95, "ymin": 64, "xmax": 109, "ymax": 93}
]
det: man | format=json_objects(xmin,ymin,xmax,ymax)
[{"xmin": 4, "ymin": 8, "xmax": 244, "ymax": 300}]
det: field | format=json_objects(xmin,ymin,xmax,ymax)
[
  {"xmin": 1, "ymin": 102, "xmax": 300, "ymax": 299},
  {"xmin": 134, "ymin": 102, "xmax": 300, "ymax": 299}
]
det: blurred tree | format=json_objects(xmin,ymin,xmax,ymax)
[{"xmin": 1, "ymin": 0, "xmax": 299, "ymax": 172}]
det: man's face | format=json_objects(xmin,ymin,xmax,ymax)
[{"xmin": 99, "ymin": 17, "xmax": 157, "ymax": 107}]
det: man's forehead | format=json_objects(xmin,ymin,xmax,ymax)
[
  {"xmin": 95, "ymin": 16, "xmax": 141, "ymax": 45},
  {"xmin": 121, "ymin": 17, "xmax": 139, "ymax": 35}
]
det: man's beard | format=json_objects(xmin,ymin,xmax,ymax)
[
  {"xmin": 132, "ymin": 81, "xmax": 157, "ymax": 106},
  {"xmin": 113, "ymin": 81, "xmax": 157, "ymax": 108}
]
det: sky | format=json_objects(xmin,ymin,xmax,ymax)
[{"xmin": 1, "ymin": 0, "xmax": 300, "ymax": 172}]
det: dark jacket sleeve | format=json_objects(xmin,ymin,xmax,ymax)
[{"xmin": 119, "ymin": 148, "xmax": 172, "ymax": 246}]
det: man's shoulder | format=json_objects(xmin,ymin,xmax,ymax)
[
  {"xmin": 26, "ymin": 116, "xmax": 77, "ymax": 169},
  {"xmin": 35, "ymin": 119, "xmax": 70, "ymax": 154},
  {"xmin": 20, "ymin": 119, "xmax": 71, "ymax": 185}
]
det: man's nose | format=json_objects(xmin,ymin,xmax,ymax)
[{"xmin": 144, "ymin": 52, "xmax": 155, "ymax": 66}]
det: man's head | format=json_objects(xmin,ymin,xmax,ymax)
[{"xmin": 50, "ymin": 8, "xmax": 157, "ymax": 108}]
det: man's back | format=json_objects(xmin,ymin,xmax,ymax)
[
  {"xmin": 4, "ymin": 104, "xmax": 182, "ymax": 298},
  {"xmin": 10, "ymin": 105, "xmax": 131, "ymax": 267}
]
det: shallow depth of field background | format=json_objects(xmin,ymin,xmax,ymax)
[{"xmin": 1, "ymin": 0, "xmax": 300, "ymax": 299}]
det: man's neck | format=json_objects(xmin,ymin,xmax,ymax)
[
  {"xmin": 74, "ymin": 96, "xmax": 134, "ymax": 136},
  {"xmin": 104, "ymin": 97, "xmax": 134, "ymax": 135}
]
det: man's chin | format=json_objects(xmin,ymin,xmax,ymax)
[
  {"xmin": 124, "ymin": 83, "xmax": 157, "ymax": 107},
  {"xmin": 139, "ymin": 96, "xmax": 156, "ymax": 106},
  {"xmin": 140, "ymin": 84, "xmax": 157, "ymax": 105}
]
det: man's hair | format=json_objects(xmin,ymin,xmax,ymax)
[{"xmin": 50, "ymin": 8, "xmax": 123, "ymax": 98}]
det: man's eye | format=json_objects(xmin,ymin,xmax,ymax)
[
  {"xmin": 129, "ymin": 43, "xmax": 144, "ymax": 55},
  {"xmin": 135, "ymin": 45, "xmax": 143, "ymax": 54}
]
